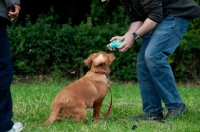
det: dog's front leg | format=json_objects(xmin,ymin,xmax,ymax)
[{"xmin": 93, "ymin": 98, "xmax": 104, "ymax": 121}]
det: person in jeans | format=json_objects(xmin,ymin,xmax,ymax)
[
  {"xmin": 104, "ymin": 0, "xmax": 200, "ymax": 121},
  {"xmin": 0, "ymin": 0, "xmax": 23, "ymax": 131}
]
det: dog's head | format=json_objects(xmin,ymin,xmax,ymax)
[{"xmin": 84, "ymin": 51, "xmax": 115, "ymax": 74}]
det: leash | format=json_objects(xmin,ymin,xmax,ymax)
[
  {"xmin": 95, "ymin": 72, "xmax": 112, "ymax": 120},
  {"xmin": 99, "ymin": 86, "xmax": 112, "ymax": 120}
]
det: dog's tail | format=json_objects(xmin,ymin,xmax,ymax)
[{"xmin": 41, "ymin": 103, "xmax": 60, "ymax": 126}]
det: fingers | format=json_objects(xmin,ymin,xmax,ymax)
[
  {"xmin": 108, "ymin": 36, "xmax": 129, "ymax": 51},
  {"xmin": 110, "ymin": 36, "xmax": 124, "ymax": 42},
  {"xmin": 108, "ymin": 36, "xmax": 124, "ymax": 50},
  {"xmin": 107, "ymin": 44, "xmax": 127, "ymax": 52},
  {"xmin": 107, "ymin": 44, "xmax": 116, "ymax": 51},
  {"xmin": 118, "ymin": 41, "xmax": 135, "ymax": 52},
  {"xmin": 8, "ymin": 4, "xmax": 21, "ymax": 21},
  {"xmin": 118, "ymin": 35, "xmax": 135, "ymax": 52}
]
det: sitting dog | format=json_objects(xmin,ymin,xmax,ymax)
[{"xmin": 41, "ymin": 51, "xmax": 115, "ymax": 126}]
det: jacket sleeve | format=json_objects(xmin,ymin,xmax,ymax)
[
  {"xmin": 120, "ymin": 0, "xmax": 140, "ymax": 22},
  {"xmin": 140, "ymin": 0, "xmax": 163, "ymax": 23},
  {"xmin": 4, "ymin": 0, "xmax": 20, "ymax": 8}
]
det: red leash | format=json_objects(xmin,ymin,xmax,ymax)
[{"xmin": 99, "ymin": 86, "xmax": 112, "ymax": 120}]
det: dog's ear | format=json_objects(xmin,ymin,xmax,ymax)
[
  {"xmin": 107, "ymin": 53, "xmax": 115, "ymax": 65},
  {"xmin": 84, "ymin": 54, "xmax": 94, "ymax": 67}
]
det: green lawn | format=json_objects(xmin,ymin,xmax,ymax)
[{"xmin": 10, "ymin": 79, "xmax": 200, "ymax": 132}]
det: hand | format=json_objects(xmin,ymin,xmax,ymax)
[
  {"xmin": 107, "ymin": 36, "xmax": 125, "ymax": 51},
  {"xmin": 8, "ymin": 4, "xmax": 21, "ymax": 22},
  {"xmin": 107, "ymin": 35, "xmax": 135, "ymax": 52},
  {"xmin": 117, "ymin": 34, "xmax": 135, "ymax": 52}
]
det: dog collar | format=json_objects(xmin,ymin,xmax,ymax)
[{"xmin": 94, "ymin": 72, "xmax": 108, "ymax": 78}]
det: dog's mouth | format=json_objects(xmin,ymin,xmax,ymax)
[
  {"xmin": 94, "ymin": 71, "xmax": 108, "ymax": 78},
  {"xmin": 97, "ymin": 63, "xmax": 107, "ymax": 69},
  {"xmin": 98, "ymin": 63, "xmax": 104, "ymax": 67},
  {"xmin": 92, "ymin": 63, "xmax": 108, "ymax": 75}
]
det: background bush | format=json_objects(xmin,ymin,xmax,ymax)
[{"xmin": 7, "ymin": 0, "xmax": 200, "ymax": 83}]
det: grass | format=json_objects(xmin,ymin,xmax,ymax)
[{"xmin": 10, "ymin": 79, "xmax": 200, "ymax": 132}]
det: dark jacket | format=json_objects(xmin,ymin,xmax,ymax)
[{"xmin": 120, "ymin": 0, "xmax": 200, "ymax": 23}]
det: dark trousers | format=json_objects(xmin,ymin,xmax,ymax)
[{"xmin": 0, "ymin": 23, "xmax": 14, "ymax": 131}]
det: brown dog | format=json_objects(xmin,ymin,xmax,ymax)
[{"xmin": 41, "ymin": 51, "xmax": 115, "ymax": 126}]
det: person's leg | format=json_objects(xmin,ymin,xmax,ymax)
[
  {"xmin": 145, "ymin": 17, "xmax": 189, "ymax": 109},
  {"xmin": 135, "ymin": 17, "xmax": 189, "ymax": 121},
  {"xmin": 0, "ymin": 23, "xmax": 14, "ymax": 131},
  {"xmin": 137, "ymin": 32, "xmax": 164, "ymax": 115}
]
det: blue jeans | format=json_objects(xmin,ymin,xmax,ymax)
[
  {"xmin": 136, "ymin": 17, "xmax": 189, "ymax": 114},
  {"xmin": 0, "ymin": 23, "xmax": 14, "ymax": 131}
]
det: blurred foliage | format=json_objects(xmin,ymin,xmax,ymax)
[{"xmin": 7, "ymin": 0, "xmax": 200, "ymax": 83}]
